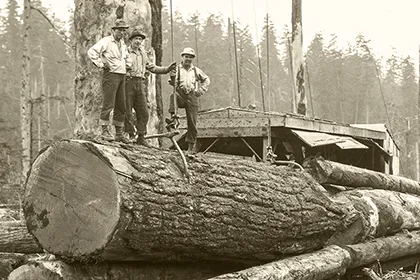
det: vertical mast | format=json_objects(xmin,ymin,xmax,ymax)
[{"xmin": 291, "ymin": 0, "xmax": 306, "ymax": 115}]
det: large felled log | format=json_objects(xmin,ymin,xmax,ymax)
[
  {"xmin": 23, "ymin": 139, "xmax": 346, "ymax": 263},
  {"xmin": 303, "ymin": 156, "xmax": 420, "ymax": 195},
  {"xmin": 327, "ymin": 189, "xmax": 420, "ymax": 245},
  {"xmin": 7, "ymin": 260, "xmax": 243, "ymax": 280},
  {"xmin": 208, "ymin": 245, "xmax": 351, "ymax": 280},
  {"xmin": 208, "ymin": 230, "xmax": 420, "ymax": 280},
  {"xmin": 0, "ymin": 221, "xmax": 42, "ymax": 253}
]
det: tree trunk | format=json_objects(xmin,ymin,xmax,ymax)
[
  {"xmin": 208, "ymin": 245, "xmax": 351, "ymax": 280},
  {"xmin": 303, "ymin": 156, "xmax": 420, "ymax": 195},
  {"xmin": 0, "ymin": 221, "xmax": 42, "ymax": 253},
  {"xmin": 327, "ymin": 189, "xmax": 420, "ymax": 246},
  {"xmin": 208, "ymin": 230, "xmax": 420, "ymax": 280},
  {"xmin": 74, "ymin": 0, "xmax": 161, "ymax": 140},
  {"xmin": 8, "ymin": 260, "xmax": 242, "ymax": 280},
  {"xmin": 148, "ymin": 0, "xmax": 164, "ymax": 146},
  {"xmin": 291, "ymin": 0, "xmax": 306, "ymax": 115},
  {"xmin": 20, "ymin": 0, "xmax": 31, "ymax": 181},
  {"xmin": 23, "ymin": 139, "xmax": 346, "ymax": 263},
  {"xmin": 347, "ymin": 230, "xmax": 420, "ymax": 269}
]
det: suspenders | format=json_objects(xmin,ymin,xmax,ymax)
[{"xmin": 177, "ymin": 64, "xmax": 199, "ymax": 93}]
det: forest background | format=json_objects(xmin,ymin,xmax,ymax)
[{"xmin": 0, "ymin": 0, "xmax": 418, "ymax": 204}]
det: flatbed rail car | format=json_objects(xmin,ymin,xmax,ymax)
[{"xmin": 177, "ymin": 107, "xmax": 399, "ymax": 175}]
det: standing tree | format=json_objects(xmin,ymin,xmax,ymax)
[
  {"xmin": 291, "ymin": 0, "xmax": 306, "ymax": 115},
  {"xmin": 20, "ymin": 0, "xmax": 31, "ymax": 181},
  {"xmin": 259, "ymin": 15, "xmax": 285, "ymax": 113},
  {"xmin": 0, "ymin": 0, "xmax": 22, "ymax": 182},
  {"xmin": 74, "ymin": 0, "xmax": 163, "ymax": 141}
]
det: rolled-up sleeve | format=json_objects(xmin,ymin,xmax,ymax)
[
  {"xmin": 124, "ymin": 47, "xmax": 132, "ymax": 70},
  {"xmin": 87, "ymin": 38, "xmax": 106, "ymax": 68},
  {"xmin": 197, "ymin": 67, "xmax": 210, "ymax": 92}
]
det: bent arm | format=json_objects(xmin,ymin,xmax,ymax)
[
  {"xmin": 87, "ymin": 39, "xmax": 106, "ymax": 68},
  {"xmin": 197, "ymin": 68, "xmax": 210, "ymax": 92},
  {"xmin": 146, "ymin": 62, "xmax": 170, "ymax": 74}
]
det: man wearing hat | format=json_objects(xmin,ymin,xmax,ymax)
[
  {"xmin": 124, "ymin": 29, "xmax": 176, "ymax": 146},
  {"xmin": 87, "ymin": 19, "xmax": 132, "ymax": 143},
  {"xmin": 168, "ymin": 47, "xmax": 210, "ymax": 155}
]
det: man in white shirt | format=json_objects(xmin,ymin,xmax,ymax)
[
  {"xmin": 168, "ymin": 47, "xmax": 210, "ymax": 155},
  {"xmin": 87, "ymin": 19, "xmax": 132, "ymax": 143},
  {"xmin": 125, "ymin": 29, "xmax": 176, "ymax": 146}
]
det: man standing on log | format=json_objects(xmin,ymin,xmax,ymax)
[
  {"xmin": 167, "ymin": 47, "xmax": 210, "ymax": 155},
  {"xmin": 87, "ymin": 19, "xmax": 132, "ymax": 143},
  {"xmin": 124, "ymin": 29, "xmax": 176, "ymax": 146}
]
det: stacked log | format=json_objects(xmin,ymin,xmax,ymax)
[
  {"xmin": 6, "ymin": 142, "xmax": 420, "ymax": 279},
  {"xmin": 0, "ymin": 221, "xmax": 42, "ymax": 253},
  {"xmin": 327, "ymin": 189, "xmax": 420, "ymax": 245},
  {"xmin": 303, "ymin": 156, "xmax": 420, "ymax": 195},
  {"xmin": 209, "ymin": 230, "xmax": 420, "ymax": 280},
  {"xmin": 8, "ymin": 260, "xmax": 244, "ymax": 280},
  {"xmin": 22, "ymin": 139, "xmax": 346, "ymax": 263}
]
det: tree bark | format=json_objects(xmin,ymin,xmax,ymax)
[
  {"xmin": 208, "ymin": 245, "xmax": 351, "ymax": 280},
  {"xmin": 74, "ymin": 0, "xmax": 161, "ymax": 140},
  {"xmin": 23, "ymin": 139, "xmax": 346, "ymax": 263},
  {"xmin": 327, "ymin": 189, "xmax": 420, "ymax": 246},
  {"xmin": 208, "ymin": 230, "xmax": 420, "ymax": 280},
  {"xmin": 346, "ymin": 230, "xmax": 420, "ymax": 269},
  {"xmin": 8, "ymin": 260, "xmax": 242, "ymax": 280},
  {"xmin": 0, "ymin": 221, "xmax": 42, "ymax": 253},
  {"xmin": 291, "ymin": 0, "xmax": 306, "ymax": 115},
  {"xmin": 303, "ymin": 156, "xmax": 420, "ymax": 195},
  {"xmin": 148, "ymin": 0, "xmax": 164, "ymax": 146},
  {"xmin": 20, "ymin": 0, "xmax": 31, "ymax": 180}
]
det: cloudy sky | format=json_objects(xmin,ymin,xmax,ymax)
[{"xmin": 20, "ymin": 0, "xmax": 420, "ymax": 66}]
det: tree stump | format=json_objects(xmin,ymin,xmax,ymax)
[{"xmin": 23, "ymin": 140, "xmax": 346, "ymax": 262}]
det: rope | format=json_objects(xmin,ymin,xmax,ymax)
[{"xmin": 366, "ymin": 47, "xmax": 395, "ymax": 139}]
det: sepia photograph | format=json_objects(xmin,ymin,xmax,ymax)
[{"xmin": 1, "ymin": 0, "xmax": 420, "ymax": 279}]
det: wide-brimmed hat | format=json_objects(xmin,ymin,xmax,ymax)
[
  {"xmin": 129, "ymin": 29, "xmax": 146, "ymax": 40},
  {"xmin": 112, "ymin": 19, "xmax": 129, "ymax": 29},
  {"xmin": 180, "ymin": 47, "xmax": 196, "ymax": 57}
]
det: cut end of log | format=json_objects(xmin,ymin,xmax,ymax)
[{"xmin": 23, "ymin": 141, "xmax": 120, "ymax": 258}]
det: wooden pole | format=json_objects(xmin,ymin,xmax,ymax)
[
  {"xmin": 286, "ymin": 36, "xmax": 296, "ymax": 112},
  {"xmin": 56, "ymin": 83, "xmax": 60, "ymax": 118},
  {"xmin": 20, "ymin": 0, "xmax": 31, "ymax": 181},
  {"xmin": 418, "ymin": 45, "xmax": 420, "ymax": 180},
  {"xmin": 291, "ymin": 0, "xmax": 306, "ymax": 115},
  {"xmin": 228, "ymin": 18, "xmax": 233, "ymax": 106},
  {"xmin": 231, "ymin": 0, "xmax": 241, "ymax": 107}
]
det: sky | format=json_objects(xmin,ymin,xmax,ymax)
[{"xmin": 11, "ymin": 0, "xmax": 420, "ymax": 67}]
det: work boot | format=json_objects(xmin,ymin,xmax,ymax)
[
  {"xmin": 114, "ymin": 126, "xmax": 130, "ymax": 144},
  {"xmin": 101, "ymin": 125, "xmax": 113, "ymax": 141},
  {"xmin": 187, "ymin": 143, "xmax": 196, "ymax": 155},
  {"xmin": 136, "ymin": 134, "xmax": 150, "ymax": 147},
  {"xmin": 165, "ymin": 116, "xmax": 176, "ymax": 127}
]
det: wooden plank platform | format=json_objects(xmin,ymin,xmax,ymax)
[{"xmin": 178, "ymin": 107, "xmax": 385, "ymax": 140}]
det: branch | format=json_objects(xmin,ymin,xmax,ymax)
[{"xmin": 30, "ymin": 5, "xmax": 73, "ymax": 49}]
